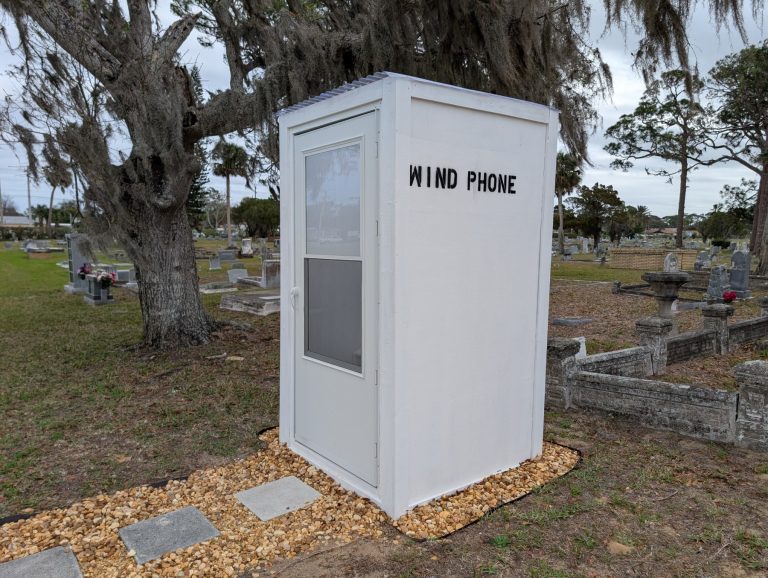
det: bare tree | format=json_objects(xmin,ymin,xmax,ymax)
[{"xmin": 0, "ymin": 0, "xmax": 757, "ymax": 347}]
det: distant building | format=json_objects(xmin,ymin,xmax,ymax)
[{"xmin": 0, "ymin": 215, "xmax": 32, "ymax": 227}]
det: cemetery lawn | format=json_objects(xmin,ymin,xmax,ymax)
[
  {"xmin": 0, "ymin": 248, "xmax": 279, "ymax": 517},
  {"xmin": 2, "ymin": 250, "xmax": 768, "ymax": 576}
]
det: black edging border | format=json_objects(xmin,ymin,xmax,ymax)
[{"xmin": 0, "ymin": 424, "xmax": 279, "ymax": 528}]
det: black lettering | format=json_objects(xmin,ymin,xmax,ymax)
[
  {"xmin": 427, "ymin": 166, "xmax": 431, "ymax": 187},
  {"xmin": 508, "ymin": 175, "xmax": 517, "ymax": 194},
  {"xmin": 447, "ymin": 169, "xmax": 457, "ymax": 189},
  {"xmin": 477, "ymin": 171, "xmax": 488, "ymax": 192},
  {"xmin": 467, "ymin": 171, "xmax": 477, "ymax": 189},
  {"xmin": 435, "ymin": 167, "xmax": 447, "ymax": 188},
  {"xmin": 488, "ymin": 173, "xmax": 497, "ymax": 192},
  {"xmin": 409, "ymin": 165, "xmax": 422, "ymax": 187},
  {"xmin": 498, "ymin": 174, "xmax": 507, "ymax": 193}
]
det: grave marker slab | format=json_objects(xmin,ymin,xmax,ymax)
[
  {"xmin": 228, "ymin": 268, "xmax": 249, "ymax": 284},
  {"xmin": 0, "ymin": 546, "xmax": 83, "ymax": 578},
  {"xmin": 663, "ymin": 252, "xmax": 679, "ymax": 272},
  {"xmin": 730, "ymin": 249, "xmax": 751, "ymax": 298},
  {"xmin": 208, "ymin": 256, "xmax": 221, "ymax": 271},
  {"xmin": 706, "ymin": 265, "xmax": 730, "ymax": 302},
  {"xmin": 118, "ymin": 506, "xmax": 219, "ymax": 565},
  {"xmin": 236, "ymin": 476, "xmax": 321, "ymax": 521}
]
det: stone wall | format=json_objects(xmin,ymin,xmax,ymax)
[
  {"xmin": 575, "ymin": 347, "xmax": 652, "ymax": 378},
  {"xmin": 570, "ymin": 371, "xmax": 738, "ymax": 443},
  {"xmin": 729, "ymin": 317, "xmax": 768, "ymax": 346},
  {"xmin": 609, "ymin": 249, "xmax": 699, "ymax": 270},
  {"xmin": 666, "ymin": 330, "xmax": 716, "ymax": 364}
]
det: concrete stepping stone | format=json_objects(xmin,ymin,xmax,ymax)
[
  {"xmin": 0, "ymin": 546, "xmax": 83, "ymax": 578},
  {"xmin": 119, "ymin": 506, "xmax": 219, "ymax": 565},
  {"xmin": 236, "ymin": 476, "xmax": 321, "ymax": 521}
]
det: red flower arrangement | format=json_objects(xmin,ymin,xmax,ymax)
[
  {"xmin": 77, "ymin": 263, "xmax": 92, "ymax": 280},
  {"xmin": 722, "ymin": 290, "xmax": 737, "ymax": 303}
]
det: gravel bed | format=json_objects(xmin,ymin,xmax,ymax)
[{"xmin": 0, "ymin": 430, "xmax": 577, "ymax": 576}]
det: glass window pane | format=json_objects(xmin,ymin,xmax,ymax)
[
  {"xmin": 305, "ymin": 144, "xmax": 361, "ymax": 256},
  {"xmin": 305, "ymin": 259, "xmax": 362, "ymax": 372}
]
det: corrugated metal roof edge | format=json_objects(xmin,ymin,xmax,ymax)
[{"xmin": 277, "ymin": 71, "xmax": 558, "ymax": 117}]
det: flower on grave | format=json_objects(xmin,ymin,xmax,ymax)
[
  {"xmin": 723, "ymin": 290, "xmax": 737, "ymax": 303},
  {"xmin": 77, "ymin": 263, "xmax": 92, "ymax": 280},
  {"xmin": 95, "ymin": 269, "xmax": 116, "ymax": 289}
]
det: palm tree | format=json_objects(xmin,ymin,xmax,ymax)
[
  {"xmin": 555, "ymin": 152, "xmax": 583, "ymax": 255},
  {"xmin": 212, "ymin": 140, "xmax": 249, "ymax": 248}
]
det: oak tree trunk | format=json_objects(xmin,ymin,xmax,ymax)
[
  {"xmin": 675, "ymin": 157, "xmax": 687, "ymax": 249},
  {"xmin": 132, "ymin": 205, "xmax": 214, "ymax": 347},
  {"xmin": 754, "ymin": 171, "xmax": 768, "ymax": 274},
  {"xmin": 751, "ymin": 164, "xmax": 768, "ymax": 260}
]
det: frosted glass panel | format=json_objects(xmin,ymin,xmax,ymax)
[
  {"xmin": 305, "ymin": 259, "xmax": 362, "ymax": 372},
  {"xmin": 305, "ymin": 145, "xmax": 361, "ymax": 256}
]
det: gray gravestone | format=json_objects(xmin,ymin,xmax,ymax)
[
  {"xmin": 694, "ymin": 250, "xmax": 710, "ymax": 272},
  {"xmin": 209, "ymin": 256, "xmax": 221, "ymax": 271},
  {"xmin": 229, "ymin": 261, "xmax": 246, "ymax": 270},
  {"xmin": 262, "ymin": 259, "xmax": 280, "ymax": 289},
  {"xmin": 0, "ymin": 546, "xmax": 83, "ymax": 578},
  {"xmin": 64, "ymin": 233, "xmax": 90, "ymax": 294},
  {"xmin": 710, "ymin": 245, "xmax": 721, "ymax": 256},
  {"xmin": 228, "ymin": 268, "xmax": 249, "ymax": 284},
  {"xmin": 218, "ymin": 249, "xmax": 237, "ymax": 262},
  {"xmin": 240, "ymin": 237, "xmax": 254, "ymax": 257},
  {"xmin": 119, "ymin": 506, "xmax": 219, "ymax": 565},
  {"xmin": 730, "ymin": 250, "xmax": 751, "ymax": 298},
  {"xmin": 3, "ymin": 242, "xmax": 12, "ymax": 249},
  {"xmin": 730, "ymin": 242, "xmax": 738, "ymax": 251},
  {"xmin": 663, "ymin": 252, "xmax": 679, "ymax": 272},
  {"xmin": 706, "ymin": 265, "xmax": 730, "ymax": 302}
]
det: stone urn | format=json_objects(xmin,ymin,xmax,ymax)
[{"xmin": 642, "ymin": 271, "xmax": 689, "ymax": 320}]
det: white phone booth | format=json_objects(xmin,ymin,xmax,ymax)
[{"xmin": 279, "ymin": 73, "xmax": 558, "ymax": 518}]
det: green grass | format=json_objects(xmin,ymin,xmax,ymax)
[
  {"xmin": 0, "ymin": 246, "xmax": 280, "ymax": 516},
  {"xmin": 550, "ymin": 261, "xmax": 644, "ymax": 285}
]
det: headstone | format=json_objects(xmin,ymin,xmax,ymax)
[
  {"xmin": 116, "ymin": 269, "xmax": 136, "ymax": 283},
  {"xmin": 229, "ymin": 261, "xmax": 246, "ymax": 270},
  {"xmin": 729, "ymin": 242, "xmax": 737, "ymax": 251},
  {"xmin": 705, "ymin": 265, "xmax": 730, "ymax": 302},
  {"xmin": 240, "ymin": 237, "xmax": 254, "ymax": 257},
  {"xmin": 64, "ymin": 233, "xmax": 90, "ymax": 295},
  {"xmin": 228, "ymin": 268, "xmax": 249, "ymax": 284},
  {"xmin": 694, "ymin": 250, "xmax": 710, "ymax": 272},
  {"xmin": 663, "ymin": 252, "xmax": 679, "ymax": 272},
  {"xmin": 209, "ymin": 256, "xmax": 221, "ymax": 270},
  {"xmin": 3, "ymin": 242, "xmax": 12, "ymax": 249},
  {"xmin": 574, "ymin": 336, "xmax": 587, "ymax": 359},
  {"xmin": 710, "ymin": 245, "xmax": 721, "ymax": 256},
  {"xmin": 83, "ymin": 273, "xmax": 114, "ymax": 306},
  {"xmin": 219, "ymin": 291, "xmax": 280, "ymax": 316},
  {"xmin": 581, "ymin": 238, "xmax": 589, "ymax": 254},
  {"xmin": 218, "ymin": 249, "xmax": 237, "ymax": 262},
  {"xmin": 730, "ymin": 250, "xmax": 751, "ymax": 298},
  {"xmin": 261, "ymin": 259, "xmax": 280, "ymax": 289}
]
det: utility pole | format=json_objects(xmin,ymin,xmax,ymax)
[{"xmin": 0, "ymin": 179, "xmax": 4, "ymax": 224}]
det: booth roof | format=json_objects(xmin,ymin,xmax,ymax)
[
  {"xmin": 277, "ymin": 72, "xmax": 557, "ymax": 118},
  {"xmin": 277, "ymin": 72, "xmax": 391, "ymax": 117}
]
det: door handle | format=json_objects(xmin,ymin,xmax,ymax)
[{"xmin": 290, "ymin": 287, "xmax": 300, "ymax": 309}]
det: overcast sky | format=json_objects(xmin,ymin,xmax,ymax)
[{"xmin": 0, "ymin": 3, "xmax": 765, "ymax": 218}]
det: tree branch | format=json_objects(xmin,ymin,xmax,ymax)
[
  {"xmin": 154, "ymin": 13, "xmax": 199, "ymax": 68},
  {"xmin": 1, "ymin": 0, "xmax": 121, "ymax": 84}
]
